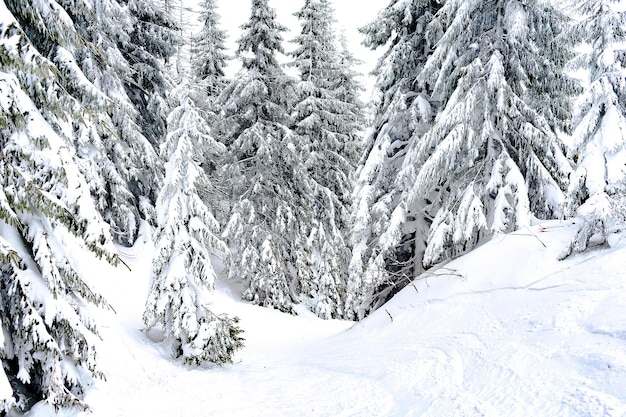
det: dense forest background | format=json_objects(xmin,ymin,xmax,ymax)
[{"xmin": 0, "ymin": 0, "xmax": 625, "ymax": 412}]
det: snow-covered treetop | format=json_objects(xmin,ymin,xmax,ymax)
[
  {"xmin": 192, "ymin": 0, "xmax": 229, "ymax": 91},
  {"xmin": 237, "ymin": 0, "xmax": 288, "ymax": 73}
]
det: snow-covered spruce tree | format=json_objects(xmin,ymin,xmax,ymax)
[
  {"xmin": 0, "ymin": 4, "xmax": 118, "ymax": 410},
  {"xmin": 334, "ymin": 29, "xmax": 366, "ymax": 165},
  {"xmin": 143, "ymin": 85, "xmax": 243, "ymax": 365},
  {"xmin": 561, "ymin": 0, "xmax": 626, "ymax": 256},
  {"xmin": 346, "ymin": 0, "xmax": 441, "ymax": 320},
  {"xmin": 216, "ymin": 0, "xmax": 295, "ymax": 147},
  {"xmin": 287, "ymin": 0, "xmax": 365, "ymax": 318},
  {"xmin": 191, "ymin": 0, "xmax": 229, "ymax": 100},
  {"xmin": 121, "ymin": 0, "xmax": 180, "ymax": 149},
  {"xmin": 291, "ymin": 1, "xmax": 365, "ymax": 213},
  {"xmin": 217, "ymin": 0, "xmax": 315, "ymax": 314},
  {"xmin": 400, "ymin": 0, "xmax": 578, "ymax": 268},
  {"xmin": 10, "ymin": 0, "xmax": 164, "ymax": 246}
]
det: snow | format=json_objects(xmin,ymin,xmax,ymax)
[{"xmin": 17, "ymin": 221, "xmax": 626, "ymax": 417}]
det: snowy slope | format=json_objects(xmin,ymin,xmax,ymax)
[{"xmin": 22, "ymin": 221, "xmax": 626, "ymax": 417}]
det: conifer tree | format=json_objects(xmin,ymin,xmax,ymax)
[
  {"xmin": 143, "ymin": 86, "xmax": 243, "ymax": 365},
  {"xmin": 291, "ymin": 0, "xmax": 364, "ymax": 214},
  {"xmin": 12, "ymin": 0, "xmax": 165, "ymax": 245},
  {"xmin": 401, "ymin": 0, "xmax": 577, "ymax": 268},
  {"xmin": 217, "ymin": 0, "xmax": 311, "ymax": 314},
  {"xmin": 1, "ymin": 3, "xmax": 117, "ymax": 410},
  {"xmin": 349, "ymin": 0, "xmax": 579, "ymax": 318},
  {"xmin": 335, "ymin": 29, "xmax": 366, "ymax": 166},
  {"xmin": 346, "ymin": 0, "xmax": 440, "ymax": 319},
  {"xmin": 217, "ymin": 0, "xmax": 294, "ymax": 145},
  {"xmin": 121, "ymin": 0, "xmax": 180, "ymax": 148},
  {"xmin": 288, "ymin": 0, "xmax": 364, "ymax": 318},
  {"xmin": 192, "ymin": 0, "xmax": 229, "ymax": 98},
  {"xmin": 562, "ymin": 0, "xmax": 626, "ymax": 255}
]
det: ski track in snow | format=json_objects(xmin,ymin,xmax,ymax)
[{"xmin": 23, "ymin": 221, "xmax": 626, "ymax": 417}]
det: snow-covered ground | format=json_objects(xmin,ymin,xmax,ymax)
[{"xmin": 22, "ymin": 221, "xmax": 626, "ymax": 417}]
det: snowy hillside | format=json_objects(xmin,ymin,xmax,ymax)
[{"xmin": 20, "ymin": 221, "xmax": 626, "ymax": 417}]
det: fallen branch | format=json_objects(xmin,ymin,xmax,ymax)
[
  {"xmin": 523, "ymin": 225, "xmax": 547, "ymax": 248},
  {"xmin": 385, "ymin": 309, "xmax": 393, "ymax": 322},
  {"xmin": 415, "ymin": 266, "xmax": 466, "ymax": 285}
]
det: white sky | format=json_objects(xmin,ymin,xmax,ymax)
[{"xmin": 184, "ymin": 0, "xmax": 384, "ymax": 98}]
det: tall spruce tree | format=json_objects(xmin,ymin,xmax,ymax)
[
  {"xmin": 1, "ymin": 2, "xmax": 118, "ymax": 410},
  {"xmin": 335, "ymin": 29, "xmax": 366, "ymax": 165},
  {"xmin": 400, "ymin": 0, "xmax": 577, "ymax": 268},
  {"xmin": 13, "ymin": 0, "xmax": 166, "ymax": 246},
  {"xmin": 562, "ymin": 0, "xmax": 626, "ymax": 256},
  {"xmin": 217, "ymin": 0, "xmax": 294, "ymax": 146},
  {"xmin": 217, "ymin": 0, "xmax": 313, "ymax": 314},
  {"xmin": 349, "ymin": 0, "xmax": 579, "ymax": 318},
  {"xmin": 347, "ymin": 0, "xmax": 441, "ymax": 319},
  {"xmin": 192, "ymin": 0, "xmax": 229, "ymax": 98},
  {"xmin": 143, "ymin": 86, "xmax": 243, "ymax": 365},
  {"xmin": 121, "ymin": 0, "xmax": 179, "ymax": 149},
  {"xmin": 288, "ymin": 0, "xmax": 364, "ymax": 318},
  {"xmin": 291, "ymin": 1, "xmax": 364, "ymax": 215}
]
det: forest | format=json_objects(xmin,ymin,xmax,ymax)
[{"xmin": 0, "ymin": 0, "xmax": 625, "ymax": 413}]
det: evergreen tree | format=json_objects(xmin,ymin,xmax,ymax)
[
  {"xmin": 400, "ymin": 0, "xmax": 577, "ymax": 268},
  {"xmin": 217, "ymin": 0, "xmax": 311, "ymax": 314},
  {"xmin": 121, "ymin": 0, "xmax": 180, "ymax": 148},
  {"xmin": 143, "ymin": 86, "xmax": 243, "ymax": 365},
  {"xmin": 346, "ymin": 0, "xmax": 440, "ymax": 319},
  {"xmin": 335, "ymin": 29, "xmax": 366, "ymax": 166},
  {"xmin": 192, "ymin": 0, "xmax": 229, "ymax": 98},
  {"xmin": 10, "ymin": 0, "xmax": 165, "ymax": 246},
  {"xmin": 217, "ymin": 0, "xmax": 294, "ymax": 146},
  {"xmin": 349, "ymin": 0, "xmax": 578, "ymax": 318},
  {"xmin": 291, "ymin": 1, "xmax": 364, "ymax": 214},
  {"xmin": 562, "ymin": 0, "xmax": 626, "ymax": 256},
  {"xmin": 288, "ymin": 0, "xmax": 365, "ymax": 318},
  {"xmin": 0, "ymin": 3, "xmax": 117, "ymax": 410}
]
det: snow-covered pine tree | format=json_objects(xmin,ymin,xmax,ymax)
[
  {"xmin": 291, "ymin": 1, "xmax": 365, "ymax": 214},
  {"xmin": 400, "ymin": 0, "xmax": 578, "ymax": 268},
  {"xmin": 121, "ymin": 0, "xmax": 180, "ymax": 149},
  {"xmin": 0, "ymin": 3, "xmax": 118, "ymax": 410},
  {"xmin": 191, "ymin": 0, "xmax": 229, "ymax": 99},
  {"xmin": 288, "ymin": 0, "xmax": 365, "ymax": 318},
  {"xmin": 9, "ymin": 0, "xmax": 165, "ymax": 246},
  {"xmin": 346, "ymin": 0, "xmax": 441, "ymax": 319},
  {"xmin": 562, "ymin": 0, "xmax": 626, "ymax": 256},
  {"xmin": 217, "ymin": 0, "xmax": 315, "ymax": 314},
  {"xmin": 334, "ymin": 29, "xmax": 366, "ymax": 168},
  {"xmin": 217, "ymin": 0, "xmax": 294, "ymax": 147},
  {"xmin": 143, "ymin": 85, "xmax": 243, "ymax": 365}
]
